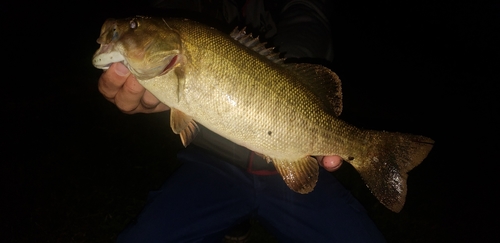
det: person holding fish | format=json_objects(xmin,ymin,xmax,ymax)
[{"xmin": 97, "ymin": 0, "xmax": 387, "ymax": 242}]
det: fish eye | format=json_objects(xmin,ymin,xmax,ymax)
[{"xmin": 130, "ymin": 20, "xmax": 138, "ymax": 29}]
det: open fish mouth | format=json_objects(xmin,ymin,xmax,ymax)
[
  {"xmin": 93, "ymin": 47, "xmax": 179, "ymax": 78},
  {"xmin": 93, "ymin": 47, "xmax": 126, "ymax": 70}
]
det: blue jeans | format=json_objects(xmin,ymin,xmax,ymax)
[{"xmin": 116, "ymin": 146, "xmax": 386, "ymax": 242}]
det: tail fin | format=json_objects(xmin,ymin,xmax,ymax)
[{"xmin": 352, "ymin": 131, "xmax": 434, "ymax": 212}]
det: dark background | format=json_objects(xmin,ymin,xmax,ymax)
[{"xmin": 1, "ymin": 0, "xmax": 499, "ymax": 242}]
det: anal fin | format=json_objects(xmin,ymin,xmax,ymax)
[
  {"xmin": 272, "ymin": 156, "xmax": 319, "ymax": 194},
  {"xmin": 170, "ymin": 108, "xmax": 199, "ymax": 147}
]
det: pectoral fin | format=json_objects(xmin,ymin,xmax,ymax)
[
  {"xmin": 170, "ymin": 108, "xmax": 199, "ymax": 147},
  {"xmin": 272, "ymin": 156, "xmax": 319, "ymax": 194}
]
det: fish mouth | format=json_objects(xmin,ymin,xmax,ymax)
[
  {"xmin": 92, "ymin": 43, "xmax": 180, "ymax": 79},
  {"xmin": 92, "ymin": 45, "xmax": 126, "ymax": 70}
]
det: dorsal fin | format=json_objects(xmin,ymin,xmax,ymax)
[
  {"xmin": 230, "ymin": 27, "xmax": 285, "ymax": 65},
  {"xmin": 230, "ymin": 27, "xmax": 342, "ymax": 116},
  {"xmin": 286, "ymin": 63, "xmax": 343, "ymax": 116}
]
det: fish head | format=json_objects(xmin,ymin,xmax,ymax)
[{"xmin": 93, "ymin": 17, "xmax": 182, "ymax": 79}]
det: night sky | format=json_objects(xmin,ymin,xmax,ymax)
[{"xmin": 2, "ymin": 1, "xmax": 499, "ymax": 242}]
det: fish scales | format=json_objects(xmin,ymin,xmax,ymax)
[
  {"xmin": 93, "ymin": 16, "xmax": 434, "ymax": 212},
  {"xmin": 166, "ymin": 19, "xmax": 345, "ymax": 158}
]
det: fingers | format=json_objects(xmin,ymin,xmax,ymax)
[
  {"xmin": 98, "ymin": 63, "xmax": 169, "ymax": 114},
  {"xmin": 139, "ymin": 92, "xmax": 170, "ymax": 113},
  {"xmin": 98, "ymin": 63, "xmax": 131, "ymax": 101},
  {"xmin": 316, "ymin": 155, "xmax": 343, "ymax": 172},
  {"xmin": 114, "ymin": 74, "xmax": 147, "ymax": 112},
  {"xmin": 141, "ymin": 90, "xmax": 168, "ymax": 110}
]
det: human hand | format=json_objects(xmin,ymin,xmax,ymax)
[
  {"xmin": 316, "ymin": 156, "xmax": 343, "ymax": 172},
  {"xmin": 98, "ymin": 63, "xmax": 170, "ymax": 114}
]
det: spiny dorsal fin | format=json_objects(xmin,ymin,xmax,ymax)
[
  {"xmin": 230, "ymin": 27, "xmax": 285, "ymax": 64},
  {"xmin": 230, "ymin": 27, "xmax": 342, "ymax": 116}
]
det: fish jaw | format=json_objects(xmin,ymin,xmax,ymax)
[{"xmin": 93, "ymin": 44, "xmax": 126, "ymax": 70}]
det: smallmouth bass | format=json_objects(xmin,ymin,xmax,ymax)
[{"xmin": 93, "ymin": 16, "xmax": 434, "ymax": 212}]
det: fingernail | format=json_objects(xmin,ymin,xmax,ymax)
[
  {"xmin": 329, "ymin": 161, "xmax": 342, "ymax": 170},
  {"xmin": 324, "ymin": 160, "xmax": 334, "ymax": 167},
  {"xmin": 115, "ymin": 63, "xmax": 130, "ymax": 76}
]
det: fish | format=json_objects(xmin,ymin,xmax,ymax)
[{"xmin": 92, "ymin": 16, "xmax": 434, "ymax": 213}]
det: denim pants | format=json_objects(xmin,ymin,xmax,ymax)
[{"xmin": 116, "ymin": 145, "xmax": 386, "ymax": 243}]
